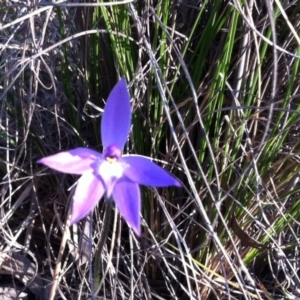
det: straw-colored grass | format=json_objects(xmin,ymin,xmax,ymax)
[{"xmin": 1, "ymin": 0, "xmax": 300, "ymax": 299}]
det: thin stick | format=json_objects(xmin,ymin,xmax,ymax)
[
  {"xmin": 48, "ymin": 209, "xmax": 71, "ymax": 300},
  {"xmin": 93, "ymin": 200, "xmax": 113, "ymax": 294}
]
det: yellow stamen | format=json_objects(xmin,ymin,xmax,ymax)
[{"xmin": 106, "ymin": 157, "xmax": 117, "ymax": 163}]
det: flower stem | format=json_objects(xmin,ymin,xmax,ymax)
[{"xmin": 93, "ymin": 199, "xmax": 112, "ymax": 294}]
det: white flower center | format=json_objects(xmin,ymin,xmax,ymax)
[
  {"xmin": 97, "ymin": 159, "xmax": 124, "ymax": 197},
  {"xmin": 99, "ymin": 160, "xmax": 123, "ymax": 180}
]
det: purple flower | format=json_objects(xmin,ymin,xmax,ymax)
[{"xmin": 37, "ymin": 78, "xmax": 181, "ymax": 235}]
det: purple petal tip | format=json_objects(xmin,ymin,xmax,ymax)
[
  {"xmin": 174, "ymin": 179, "xmax": 182, "ymax": 187},
  {"xmin": 101, "ymin": 78, "xmax": 131, "ymax": 150}
]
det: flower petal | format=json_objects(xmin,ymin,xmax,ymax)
[
  {"xmin": 122, "ymin": 155, "xmax": 181, "ymax": 187},
  {"xmin": 101, "ymin": 78, "xmax": 131, "ymax": 150},
  {"xmin": 112, "ymin": 179, "xmax": 141, "ymax": 235},
  {"xmin": 71, "ymin": 172, "xmax": 104, "ymax": 224},
  {"xmin": 37, "ymin": 148, "xmax": 100, "ymax": 175}
]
